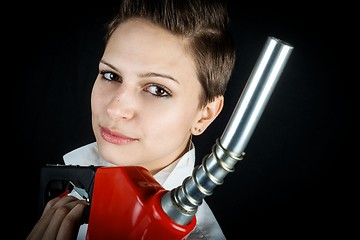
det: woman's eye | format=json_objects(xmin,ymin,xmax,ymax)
[
  {"xmin": 146, "ymin": 84, "xmax": 171, "ymax": 97},
  {"xmin": 100, "ymin": 71, "xmax": 120, "ymax": 82}
]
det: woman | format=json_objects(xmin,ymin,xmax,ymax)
[{"xmin": 27, "ymin": 0, "xmax": 236, "ymax": 239}]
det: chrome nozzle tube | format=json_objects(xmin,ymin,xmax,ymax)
[
  {"xmin": 220, "ymin": 36, "xmax": 294, "ymax": 154},
  {"xmin": 161, "ymin": 36, "xmax": 294, "ymax": 225}
]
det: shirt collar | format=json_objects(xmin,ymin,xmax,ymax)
[{"xmin": 63, "ymin": 142, "xmax": 196, "ymax": 190}]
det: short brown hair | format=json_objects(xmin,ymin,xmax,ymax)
[{"xmin": 105, "ymin": 0, "xmax": 236, "ymax": 107}]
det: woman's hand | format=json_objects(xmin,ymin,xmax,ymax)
[{"xmin": 27, "ymin": 195, "xmax": 87, "ymax": 240}]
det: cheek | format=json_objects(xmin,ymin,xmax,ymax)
[
  {"xmin": 149, "ymin": 105, "xmax": 196, "ymax": 135},
  {"xmin": 91, "ymin": 82, "xmax": 109, "ymax": 115}
]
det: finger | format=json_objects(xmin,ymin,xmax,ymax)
[
  {"xmin": 26, "ymin": 197, "xmax": 77, "ymax": 240},
  {"xmin": 27, "ymin": 197, "xmax": 84, "ymax": 240},
  {"xmin": 41, "ymin": 199, "xmax": 86, "ymax": 240},
  {"xmin": 56, "ymin": 202, "xmax": 88, "ymax": 240},
  {"xmin": 26, "ymin": 216, "xmax": 51, "ymax": 240},
  {"xmin": 43, "ymin": 195, "xmax": 79, "ymax": 214}
]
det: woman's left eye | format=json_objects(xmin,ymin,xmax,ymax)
[{"xmin": 145, "ymin": 84, "xmax": 171, "ymax": 97}]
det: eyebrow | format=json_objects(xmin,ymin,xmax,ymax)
[
  {"xmin": 100, "ymin": 59, "xmax": 179, "ymax": 84},
  {"xmin": 100, "ymin": 59, "xmax": 118, "ymax": 71},
  {"xmin": 140, "ymin": 72, "xmax": 179, "ymax": 84}
]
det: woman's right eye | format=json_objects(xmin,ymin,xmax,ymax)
[{"xmin": 100, "ymin": 70, "xmax": 121, "ymax": 82}]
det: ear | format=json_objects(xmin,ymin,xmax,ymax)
[{"xmin": 191, "ymin": 95, "xmax": 224, "ymax": 136}]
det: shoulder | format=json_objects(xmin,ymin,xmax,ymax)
[{"xmin": 187, "ymin": 200, "xmax": 226, "ymax": 240}]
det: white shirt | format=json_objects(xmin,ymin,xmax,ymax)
[{"xmin": 63, "ymin": 142, "xmax": 226, "ymax": 240}]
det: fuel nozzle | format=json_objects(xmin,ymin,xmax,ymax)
[{"xmin": 161, "ymin": 36, "xmax": 294, "ymax": 225}]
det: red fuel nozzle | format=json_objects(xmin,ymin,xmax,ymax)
[{"xmin": 86, "ymin": 166, "xmax": 196, "ymax": 240}]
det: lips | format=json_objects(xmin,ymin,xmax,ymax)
[{"xmin": 100, "ymin": 127, "xmax": 138, "ymax": 145}]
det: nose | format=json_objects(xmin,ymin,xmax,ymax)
[{"xmin": 107, "ymin": 87, "xmax": 136, "ymax": 121}]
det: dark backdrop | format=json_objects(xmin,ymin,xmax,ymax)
[{"xmin": 16, "ymin": 2, "xmax": 350, "ymax": 239}]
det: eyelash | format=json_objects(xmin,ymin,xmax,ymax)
[
  {"xmin": 99, "ymin": 70, "xmax": 172, "ymax": 98},
  {"xmin": 100, "ymin": 70, "xmax": 121, "ymax": 83},
  {"xmin": 145, "ymin": 83, "xmax": 172, "ymax": 97}
]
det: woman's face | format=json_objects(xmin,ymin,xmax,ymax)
[{"xmin": 91, "ymin": 18, "xmax": 204, "ymax": 174}]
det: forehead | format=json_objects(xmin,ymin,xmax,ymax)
[
  {"xmin": 104, "ymin": 18, "xmax": 199, "ymax": 85},
  {"xmin": 110, "ymin": 19, "xmax": 192, "ymax": 57}
]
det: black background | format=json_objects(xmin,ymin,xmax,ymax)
[{"xmin": 15, "ymin": 1, "xmax": 351, "ymax": 239}]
